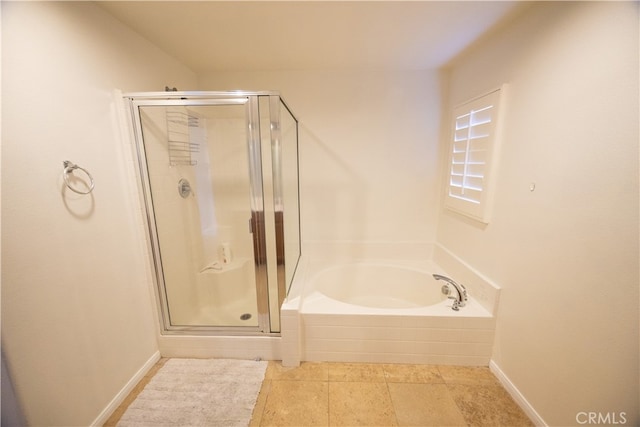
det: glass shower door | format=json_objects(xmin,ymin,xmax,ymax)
[{"xmin": 132, "ymin": 98, "xmax": 269, "ymax": 333}]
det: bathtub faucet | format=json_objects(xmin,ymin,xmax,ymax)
[{"xmin": 433, "ymin": 274, "xmax": 468, "ymax": 311}]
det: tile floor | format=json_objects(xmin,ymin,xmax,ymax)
[
  {"xmin": 105, "ymin": 359, "xmax": 534, "ymax": 427},
  {"xmin": 251, "ymin": 361, "xmax": 533, "ymax": 426}
]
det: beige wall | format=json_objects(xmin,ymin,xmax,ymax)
[
  {"xmin": 3, "ymin": 7, "xmax": 442, "ymax": 422},
  {"xmin": 438, "ymin": 2, "xmax": 639, "ymax": 425},
  {"xmin": 1, "ymin": 2, "xmax": 196, "ymax": 425},
  {"xmin": 3, "ymin": 1, "xmax": 638, "ymax": 425},
  {"xmin": 198, "ymin": 70, "xmax": 442, "ymax": 251}
]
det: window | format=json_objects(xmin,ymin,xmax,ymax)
[{"xmin": 445, "ymin": 86, "xmax": 505, "ymax": 223}]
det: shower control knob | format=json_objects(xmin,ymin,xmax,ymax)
[{"xmin": 178, "ymin": 179, "xmax": 191, "ymax": 198}]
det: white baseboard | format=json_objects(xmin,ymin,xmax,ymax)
[
  {"xmin": 91, "ymin": 350, "xmax": 161, "ymax": 426},
  {"xmin": 489, "ymin": 359, "xmax": 547, "ymax": 427}
]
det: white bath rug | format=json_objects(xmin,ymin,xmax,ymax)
[{"xmin": 117, "ymin": 358, "xmax": 268, "ymax": 427}]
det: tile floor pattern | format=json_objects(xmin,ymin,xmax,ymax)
[
  {"xmin": 106, "ymin": 359, "xmax": 534, "ymax": 427},
  {"xmin": 251, "ymin": 362, "xmax": 533, "ymax": 426}
]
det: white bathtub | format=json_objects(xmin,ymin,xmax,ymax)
[
  {"xmin": 309, "ymin": 263, "xmax": 447, "ymax": 309},
  {"xmin": 282, "ymin": 259, "xmax": 497, "ymax": 366}
]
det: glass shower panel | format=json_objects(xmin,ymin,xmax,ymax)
[
  {"xmin": 137, "ymin": 103, "xmax": 263, "ymax": 330},
  {"xmin": 258, "ymin": 96, "xmax": 280, "ymax": 331},
  {"xmin": 256, "ymin": 96, "xmax": 301, "ymax": 331},
  {"xmin": 128, "ymin": 91, "xmax": 299, "ymax": 336},
  {"xmin": 279, "ymin": 99, "xmax": 301, "ymax": 294}
]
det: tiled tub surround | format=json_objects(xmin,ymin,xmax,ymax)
[{"xmin": 281, "ymin": 255, "xmax": 499, "ymax": 366}]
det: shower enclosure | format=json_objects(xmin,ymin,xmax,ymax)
[{"xmin": 126, "ymin": 91, "xmax": 300, "ymax": 335}]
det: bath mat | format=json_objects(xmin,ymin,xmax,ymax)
[{"xmin": 117, "ymin": 358, "xmax": 267, "ymax": 427}]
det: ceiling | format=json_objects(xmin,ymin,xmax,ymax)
[{"xmin": 98, "ymin": 1, "xmax": 521, "ymax": 73}]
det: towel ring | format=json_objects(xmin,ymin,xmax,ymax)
[{"xmin": 63, "ymin": 160, "xmax": 94, "ymax": 195}]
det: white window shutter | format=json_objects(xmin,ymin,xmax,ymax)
[{"xmin": 445, "ymin": 86, "xmax": 505, "ymax": 223}]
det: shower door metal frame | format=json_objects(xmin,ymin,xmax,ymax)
[{"xmin": 125, "ymin": 91, "xmax": 280, "ymax": 336}]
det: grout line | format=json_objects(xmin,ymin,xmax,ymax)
[
  {"xmin": 383, "ymin": 376, "xmax": 401, "ymax": 427},
  {"xmin": 326, "ymin": 376, "xmax": 331, "ymax": 427},
  {"xmin": 438, "ymin": 365, "xmax": 470, "ymax": 427}
]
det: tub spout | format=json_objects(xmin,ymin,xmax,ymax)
[{"xmin": 433, "ymin": 274, "xmax": 468, "ymax": 311}]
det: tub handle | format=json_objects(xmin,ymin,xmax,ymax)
[{"xmin": 442, "ymin": 284, "xmax": 461, "ymax": 310}]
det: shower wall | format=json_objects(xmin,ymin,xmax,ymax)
[
  {"xmin": 204, "ymin": 113, "xmax": 256, "ymax": 269},
  {"xmin": 1, "ymin": 2, "xmax": 196, "ymax": 426},
  {"xmin": 198, "ymin": 70, "xmax": 442, "ymax": 258}
]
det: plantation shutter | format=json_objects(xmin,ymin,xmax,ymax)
[{"xmin": 445, "ymin": 87, "xmax": 504, "ymax": 223}]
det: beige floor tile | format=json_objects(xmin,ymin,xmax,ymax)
[
  {"xmin": 437, "ymin": 365, "xmax": 500, "ymax": 386},
  {"xmin": 329, "ymin": 381, "xmax": 397, "ymax": 426},
  {"xmin": 388, "ymin": 383, "xmax": 467, "ymax": 426},
  {"xmin": 328, "ymin": 362, "xmax": 386, "ymax": 382},
  {"xmin": 261, "ymin": 380, "xmax": 329, "ymax": 426},
  {"xmin": 447, "ymin": 383, "xmax": 534, "ymax": 427},
  {"xmin": 266, "ymin": 360, "xmax": 329, "ymax": 381},
  {"xmin": 383, "ymin": 364, "xmax": 444, "ymax": 383}
]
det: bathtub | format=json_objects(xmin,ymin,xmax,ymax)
[{"xmin": 281, "ymin": 258, "xmax": 497, "ymax": 366}]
